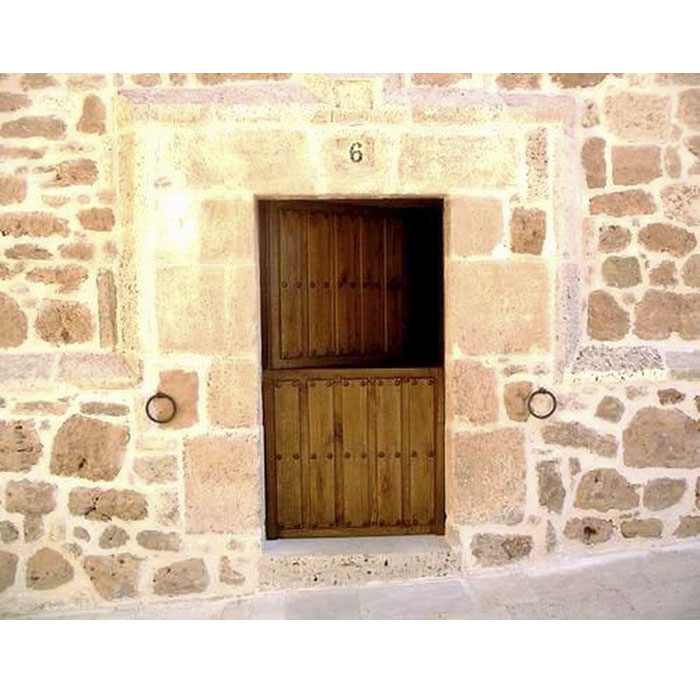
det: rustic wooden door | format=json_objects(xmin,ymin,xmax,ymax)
[{"xmin": 260, "ymin": 200, "xmax": 444, "ymax": 538}]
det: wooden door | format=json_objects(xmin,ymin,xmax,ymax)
[{"xmin": 260, "ymin": 200, "xmax": 444, "ymax": 539}]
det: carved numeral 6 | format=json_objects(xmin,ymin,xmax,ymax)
[{"xmin": 349, "ymin": 142, "xmax": 363, "ymax": 163}]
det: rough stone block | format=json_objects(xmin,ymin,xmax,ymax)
[
  {"xmin": 77, "ymin": 94, "xmax": 106, "ymax": 134},
  {"xmin": 589, "ymin": 190, "xmax": 656, "ymax": 216},
  {"xmin": 50, "ymin": 414, "xmax": 128, "ymax": 481},
  {"xmin": 604, "ymin": 93, "xmax": 671, "ymax": 140},
  {"xmin": 0, "ymin": 116, "xmax": 66, "ymax": 139},
  {"xmin": 137, "ymin": 530, "xmax": 181, "ymax": 551},
  {"xmin": 643, "ymin": 478, "xmax": 686, "ymax": 510},
  {"xmin": 320, "ymin": 133, "xmax": 391, "ymax": 194},
  {"xmin": 587, "ymin": 290, "xmax": 629, "ymax": 341},
  {"xmin": 537, "ymin": 460, "xmax": 566, "ymax": 514},
  {"xmin": 595, "ymin": 396, "xmax": 624, "ymax": 423},
  {"xmin": 56, "ymin": 353, "xmax": 141, "ymax": 388},
  {"xmin": 621, "ymin": 519, "xmax": 662, "ymax": 538},
  {"xmin": 581, "ymin": 137, "xmax": 606, "ymax": 188},
  {"xmin": 542, "ymin": 421, "xmax": 617, "ymax": 457},
  {"xmin": 0, "ymin": 175, "xmax": 27, "ymax": 204},
  {"xmin": 674, "ymin": 516, "xmax": 700, "ymax": 538},
  {"xmin": 449, "ymin": 260, "xmax": 550, "ymax": 354},
  {"xmin": 452, "ymin": 428, "xmax": 525, "ymax": 524},
  {"xmin": 0, "ymin": 551, "xmax": 18, "ymax": 593},
  {"xmin": 98, "ymin": 525, "xmax": 129, "ymax": 549},
  {"xmin": 0, "ymin": 211, "xmax": 68, "ymax": 237},
  {"xmin": 662, "ymin": 184, "xmax": 700, "ymax": 227},
  {"xmin": 503, "ymin": 381, "xmax": 533, "ymax": 422},
  {"xmin": 5, "ymin": 480, "xmax": 56, "ymax": 515},
  {"xmin": 0, "ymin": 292, "xmax": 28, "ymax": 348},
  {"xmin": 623, "ymin": 407, "xmax": 700, "ymax": 468},
  {"xmin": 564, "ymin": 517, "xmax": 614, "ymax": 544},
  {"xmin": 510, "ymin": 207, "xmax": 546, "ymax": 254},
  {"xmin": 26, "ymin": 547, "xmax": 74, "ymax": 590},
  {"xmin": 83, "ymin": 554, "xmax": 141, "ymax": 600},
  {"xmin": 153, "ymin": 558, "xmax": 209, "ymax": 596},
  {"xmin": 612, "ymin": 145, "xmax": 661, "ymax": 185},
  {"xmin": 0, "ymin": 420, "xmax": 42, "ymax": 471},
  {"xmin": 35, "ymin": 300, "xmax": 93, "ymax": 344},
  {"xmin": 602, "ymin": 256, "xmax": 641, "ymax": 288},
  {"xmin": 184, "ymin": 433, "xmax": 261, "ymax": 534},
  {"xmin": 678, "ymin": 89, "xmax": 700, "ymax": 128},
  {"xmin": 68, "ymin": 487, "xmax": 148, "ymax": 521},
  {"xmin": 640, "ymin": 223, "xmax": 696, "ymax": 258},
  {"xmin": 133, "ymin": 455, "xmax": 178, "ymax": 484},
  {"xmin": 470, "ymin": 533, "xmax": 532, "ymax": 566},
  {"xmin": 574, "ymin": 469, "xmax": 639, "ymax": 512}
]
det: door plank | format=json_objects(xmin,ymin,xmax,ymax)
[
  {"xmin": 307, "ymin": 211, "xmax": 335, "ymax": 358},
  {"xmin": 362, "ymin": 213, "xmax": 385, "ymax": 354},
  {"xmin": 375, "ymin": 377, "xmax": 403, "ymax": 527},
  {"xmin": 273, "ymin": 379, "xmax": 303, "ymax": 530},
  {"xmin": 407, "ymin": 377, "xmax": 436, "ymax": 526},
  {"xmin": 278, "ymin": 208, "xmax": 305, "ymax": 360},
  {"xmin": 335, "ymin": 213, "xmax": 361, "ymax": 356},
  {"xmin": 385, "ymin": 215, "xmax": 405, "ymax": 357},
  {"xmin": 340, "ymin": 378, "xmax": 370, "ymax": 527},
  {"xmin": 307, "ymin": 379, "xmax": 336, "ymax": 528}
]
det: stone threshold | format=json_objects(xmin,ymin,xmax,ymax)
[
  {"xmin": 259, "ymin": 535, "xmax": 459, "ymax": 591},
  {"xmin": 262, "ymin": 535, "xmax": 451, "ymax": 557}
]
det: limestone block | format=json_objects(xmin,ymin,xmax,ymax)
[
  {"xmin": 564, "ymin": 517, "xmax": 614, "ymax": 544},
  {"xmin": 621, "ymin": 519, "xmax": 662, "ymax": 538},
  {"xmin": 0, "ymin": 551, "xmax": 18, "ymax": 593},
  {"xmin": 208, "ymin": 358, "xmax": 260, "ymax": 429},
  {"xmin": 447, "ymin": 360, "xmax": 498, "ymax": 425},
  {"xmin": 447, "ymin": 197, "xmax": 503, "ymax": 257},
  {"xmin": 604, "ymin": 93, "xmax": 671, "ymax": 140},
  {"xmin": 448, "ymin": 260, "xmax": 550, "ymax": 354},
  {"xmin": 184, "ymin": 433, "xmax": 261, "ymax": 534},
  {"xmin": 156, "ymin": 265, "xmax": 257, "ymax": 355},
  {"xmin": 68, "ymin": 488, "xmax": 148, "ymax": 521},
  {"xmin": 398, "ymin": 134, "xmax": 519, "ymax": 190},
  {"xmin": 452, "ymin": 428, "xmax": 525, "ymax": 524},
  {"xmin": 542, "ymin": 421, "xmax": 617, "ymax": 457}
]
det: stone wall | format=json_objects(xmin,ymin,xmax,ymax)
[{"xmin": 1, "ymin": 73, "xmax": 699, "ymax": 613}]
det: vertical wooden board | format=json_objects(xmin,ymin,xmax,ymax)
[
  {"xmin": 407, "ymin": 378, "xmax": 435, "ymax": 525},
  {"xmin": 278, "ymin": 208, "xmax": 305, "ymax": 359},
  {"xmin": 375, "ymin": 379, "xmax": 403, "ymax": 526},
  {"xmin": 307, "ymin": 211, "xmax": 335, "ymax": 358},
  {"xmin": 335, "ymin": 213, "xmax": 361, "ymax": 355},
  {"xmin": 307, "ymin": 379, "xmax": 336, "ymax": 527},
  {"xmin": 362, "ymin": 213, "xmax": 385, "ymax": 354},
  {"xmin": 273, "ymin": 380, "xmax": 303, "ymax": 529},
  {"xmin": 340, "ymin": 379, "xmax": 370, "ymax": 527},
  {"xmin": 385, "ymin": 215, "xmax": 406, "ymax": 356}
]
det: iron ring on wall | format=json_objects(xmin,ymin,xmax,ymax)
[
  {"xmin": 527, "ymin": 387, "xmax": 557, "ymax": 420},
  {"xmin": 145, "ymin": 392, "xmax": 177, "ymax": 424}
]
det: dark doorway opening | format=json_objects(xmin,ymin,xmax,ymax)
[{"xmin": 259, "ymin": 199, "xmax": 444, "ymax": 539}]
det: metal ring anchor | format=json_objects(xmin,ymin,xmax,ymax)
[
  {"xmin": 527, "ymin": 387, "xmax": 557, "ymax": 420},
  {"xmin": 145, "ymin": 392, "xmax": 177, "ymax": 424}
]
